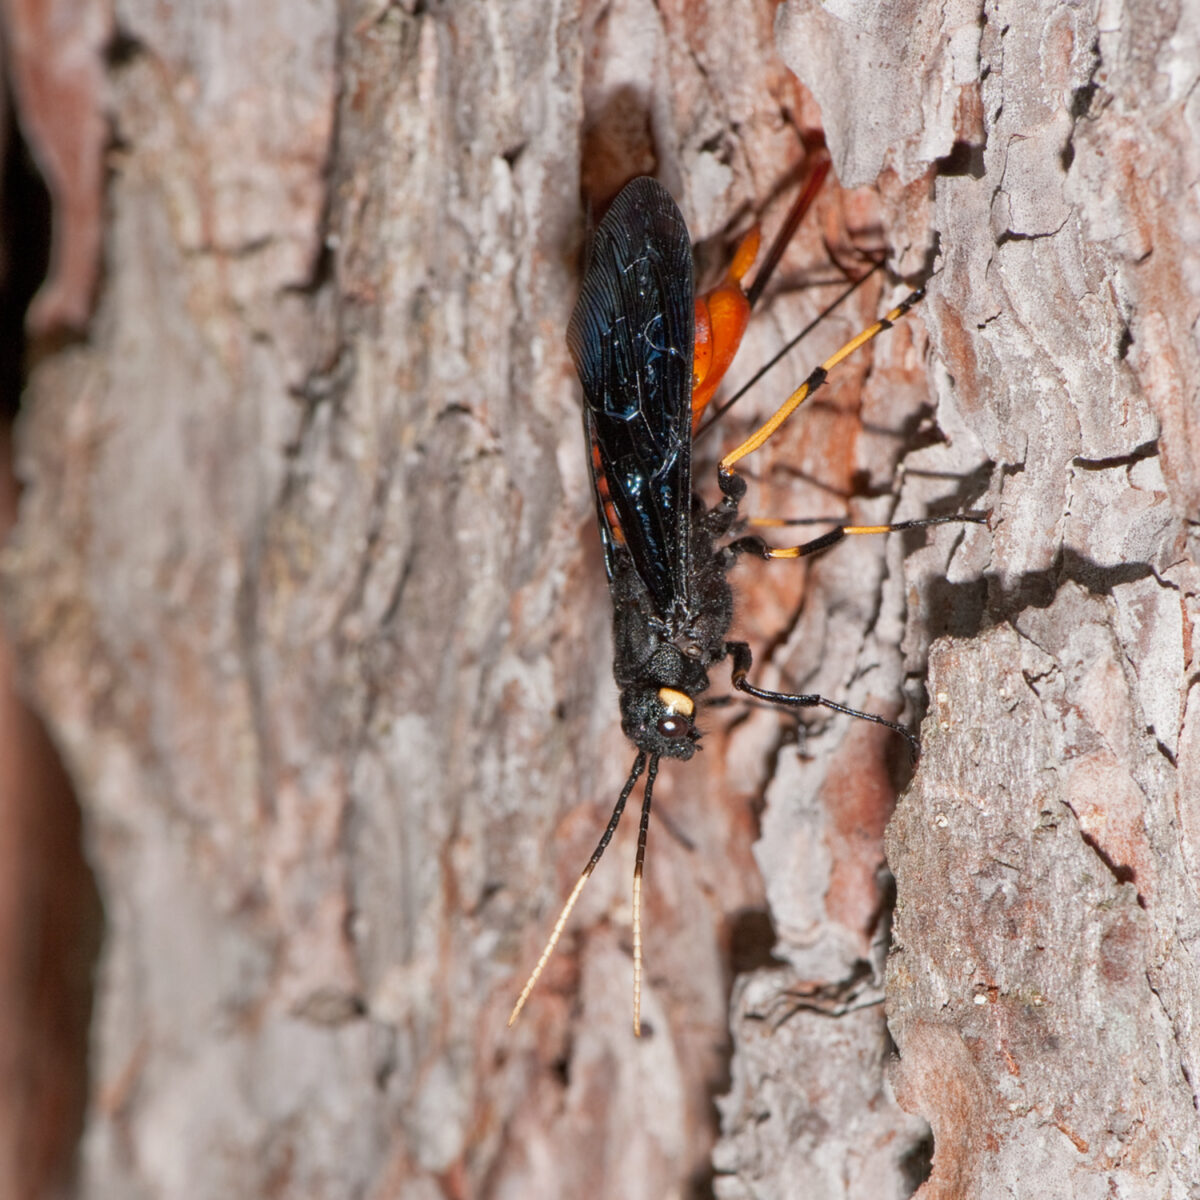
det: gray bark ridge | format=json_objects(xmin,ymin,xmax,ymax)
[{"xmin": 773, "ymin": 0, "xmax": 1200, "ymax": 1193}]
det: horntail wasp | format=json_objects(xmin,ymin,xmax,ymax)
[{"xmin": 509, "ymin": 160, "xmax": 985, "ymax": 1036}]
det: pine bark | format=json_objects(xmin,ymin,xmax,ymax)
[{"xmin": 2, "ymin": 0, "xmax": 1197, "ymax": 1197}]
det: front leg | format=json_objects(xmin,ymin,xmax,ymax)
[{"xmin": 726, "ymin": 641, "xmax": 919, "ymax": 761}]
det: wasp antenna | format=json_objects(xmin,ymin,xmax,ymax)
[
  {"xmin": 509, "ymin": 751, "xmax": 648, "ymax": 1029},
  {"xmin": 631, "ymin": 753, "xmax": 660, "ymax": 1038}
]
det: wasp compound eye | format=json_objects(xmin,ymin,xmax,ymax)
[{"xmin": 656, "ymin": 714, "xmax": 690, "ymax": 739}]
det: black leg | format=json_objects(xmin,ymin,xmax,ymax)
[{"xmin": 726, "ymin": 640, "xmax": 919, "ymax": 761}]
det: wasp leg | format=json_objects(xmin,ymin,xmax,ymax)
[
  {"xmin": 692, "ymin": 151, "xmax": 832, "ymax": 432},
  {"xmin": 695, "ymin": 262, "xmax": 881, "ymax": 444},
  {"xmin": 726, "ymin": 640, "xmax": 919, "ymax": 761},
  {"xmin": 727, "ymin": 512, "xmax": 988, "ymax": 561},
  {"xmin": 716, "ymin": 288, "xmax": 925, "ymax": 488},
  {"xmin": 745, "ymin": 152, "xmax": 831, "ymax": 311}
]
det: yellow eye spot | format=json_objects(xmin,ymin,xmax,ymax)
[{"xmin": 657, "ymin": 687, "xmax": 694, "ymax": 718}]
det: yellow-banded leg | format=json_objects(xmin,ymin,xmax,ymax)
[
  {"xmin": 712, "ymin": 286, "xmax": 987, "ymax": 757},
  {"xmin": 716, "ymin": 288, "xmax": 925, "ymax": 492},
  {"xmin": 730, "ymin": 512, "xmax": 989, "ymax": 562}
]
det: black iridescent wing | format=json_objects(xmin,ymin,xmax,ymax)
[{"xmin": 566, "ymin": 178, "xmax": 696, "ymax": 616}]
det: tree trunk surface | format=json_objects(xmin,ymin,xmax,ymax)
[{"xmin": 2, "ymin": 0, "xmax": 1197, "ymax": 1197}]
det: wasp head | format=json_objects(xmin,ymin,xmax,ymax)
[{"xmin": 620, "ymin": 684, "xmax": 700, "ymax": 759}]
